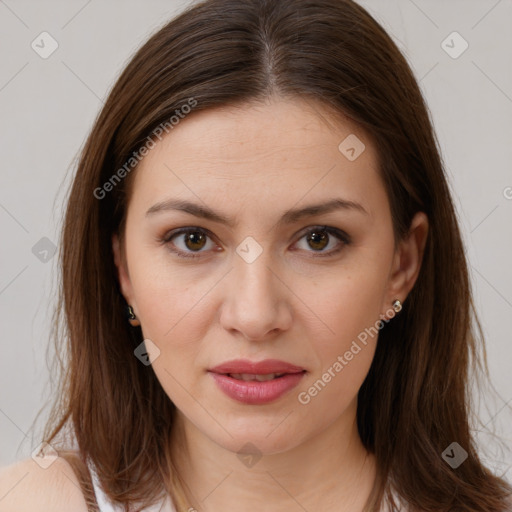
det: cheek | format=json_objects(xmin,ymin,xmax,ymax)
[
  {"xmin": 293, "ymin": 277, "xmax": 384, "ymax": 424},
  {"xmin": 299, "ymin": 255, "xmax": 390, "ymax": 351},
  {"xmin": 126, "ymin": 237, "xmax": 214, "ymax": 339},
  {"xmin": 293, "ymin": 253, "xmax": 390, "ymax": 401}
]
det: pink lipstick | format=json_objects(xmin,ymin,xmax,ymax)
[{"xmin": 208, "ymin": 359, "xmax": 306, "ymax": 405}]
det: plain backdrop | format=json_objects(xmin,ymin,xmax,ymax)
[{"xmin": 0, "ymin": 0, "xmax": 511, "ymax": 482}]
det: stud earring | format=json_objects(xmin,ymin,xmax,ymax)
[
  {"xmin": 127, "ymin": 305, "xmax": 140, "ymax": 326},
  {"xmin": 392, "ymin": 299, "xmax": 402, "ymax": 313}
]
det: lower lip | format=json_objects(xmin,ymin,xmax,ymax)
[{"xmin": 209, "ymin": 372, "xmax": 305, "ymax": 405}]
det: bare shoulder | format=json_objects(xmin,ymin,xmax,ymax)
[{"xmin": 0, "ymin": 454, "xmax": 88, "ymax": 512}]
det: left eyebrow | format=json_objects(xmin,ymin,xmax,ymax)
[{"xmin": 145, "ymin": 197, "xmax": 369, "ymax": 228}]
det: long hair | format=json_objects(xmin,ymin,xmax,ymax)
[{"xmin": 39, "ymin": 0, "xmax": 512, "ymax": 510}]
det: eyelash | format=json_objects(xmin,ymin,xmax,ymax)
[{"xmin": 158, "ymin": 226, "xmax": 351, "ymax": 260}]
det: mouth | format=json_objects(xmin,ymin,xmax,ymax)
[
  {"xmin": 208, "ymin": 359, "xmax": 307, "ymax": 404},
  {"xmin": 224, "ymin": 372, "xmax": 290, "ymax": 382},
  {"xmin": 209, "ymin": 358, "xmax": 305, "ymax": 375}
]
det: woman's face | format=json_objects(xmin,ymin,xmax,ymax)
[{"xmin": 113, "ymin": 97, "xmax": 426, "ymax": 455}]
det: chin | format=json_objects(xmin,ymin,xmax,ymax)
[
  {"xmin": 201, "ymin": 414, "xmax": 308, "ymax": 456},
  {"xmin": 219, "ymin": 432, "xmax": 300, "ymax": 458}
]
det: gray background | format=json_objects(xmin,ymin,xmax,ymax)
[{"xmin": 0, "ymin": 0, "xmax": 511, "ymax": 481}]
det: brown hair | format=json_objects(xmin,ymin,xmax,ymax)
[{"xmin": 39, "ymin": 0, "xmax": 511, "ymax": 510}]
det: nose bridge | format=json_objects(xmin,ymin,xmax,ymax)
[
  {"xmin": 233, "ymin": 236, "xmax": 278, "ymax": 305},
  {"xmin": 220, "ymin": 235, "xmax": 290, "ymax": 339}
]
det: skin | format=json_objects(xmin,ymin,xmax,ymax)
[{"xmin": 112, "ymin": 95, "xmax": 428, "ymax": 512}]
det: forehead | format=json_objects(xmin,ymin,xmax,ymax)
[{"xmin": 129, "ymin": 97, "xmax": 385, "ymax": 217}]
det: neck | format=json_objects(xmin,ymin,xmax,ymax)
[{"xmin": 170, "ymin": 398, "xmax": 378, "ymax": 512}]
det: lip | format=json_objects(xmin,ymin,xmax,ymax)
[
  {"xmin": 208, "ymin": 359, "xmax": 306, "ymax": 405},
  {"xmin": 209, "ymin": 359, "xmax": 305, "ymax": 375}
]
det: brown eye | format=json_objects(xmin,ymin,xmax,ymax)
[
  {"xmin": 293, "ymin": 226, "xmax": 350, "ymax": 258},
  {"xmin": 183, "ymin": 230, "xmax": 207, "ymax": 251},
  {"xmin": 306, "ymin": 229, "xmax": 329, "ymax": 251},
  {"xmin": 163, "ymin": 227, "xmax": 217, "ymax": 259}
]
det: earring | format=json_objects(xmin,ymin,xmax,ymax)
[
  {"xmin": 392, "ymin": 299, "xmax": 402, "ymax": 313},
  {"xmin": 127, "ymin": 305, "xmax": 140, "ymax": 326}
]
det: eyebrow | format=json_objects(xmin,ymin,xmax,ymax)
[{"xmin": 145, "ymin": 197, "xmax": 369, "ymax": 228}]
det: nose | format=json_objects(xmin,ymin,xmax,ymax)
[{"xmin": 219, "ymin": 248, "xmax": 293, "ymax": 342}]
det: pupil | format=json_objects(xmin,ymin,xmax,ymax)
[
  {"xmin": 308, "ymin": 230, "xmax": 328, "ymax": 251},
  {"xmin": 186, "ymin": 231, "xmax": 205, "ymax": 251}
]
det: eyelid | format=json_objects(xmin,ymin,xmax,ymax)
[
  {"xmin": 160, "ymin": 226, "xmax": 219, "ymax": 259},
  {"xmin": 296, "ymin": 225, "xmax": 351, "ymax": 244},
  {"xmin": 293, "ymin": 225, "xmax": 351, "ymax": 257},
  {"xmin": 160, "ymin": 225, "xmax": 350, "ymax": 259}
]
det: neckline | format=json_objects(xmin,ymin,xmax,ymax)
[{"xmin": 86, "ymin": 457, "xmax": 176, "ymax": 512}]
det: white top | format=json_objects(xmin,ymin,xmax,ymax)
[
  {"xmin": 87, "ymin": 456, "xmax": 409, "ymax": 511},
  {"xmin": 87, "ymin": 458, "xmax": 177, "ymax": 512}
]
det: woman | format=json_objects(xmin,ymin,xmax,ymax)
[{"xmin": 1, "ymin": 0, "xmax": 510, "ymax": 510}]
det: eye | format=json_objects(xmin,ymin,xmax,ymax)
[
  {"xmin": 292, "ymin": 226, "xmax": 350, "ymax": 258},
  {"xmin": 160, "ymin": 226, "xmax": 350, "ymax": 259},
  {"xmin": 161, "ymin": 227, "xmax": 218, "ymax": 259}
]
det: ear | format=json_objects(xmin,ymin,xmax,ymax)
[
  {"xmin": 382, "ymin": 211, "xmax": 429, "ymax": 317},
  {"xmin": 112, "ymin": 233, "xmax": 135, "ymax": 307}
]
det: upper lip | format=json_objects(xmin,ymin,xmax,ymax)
[{"xmin": 209, "ymin": 359, "xmax": 305, "ymax": 375}]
